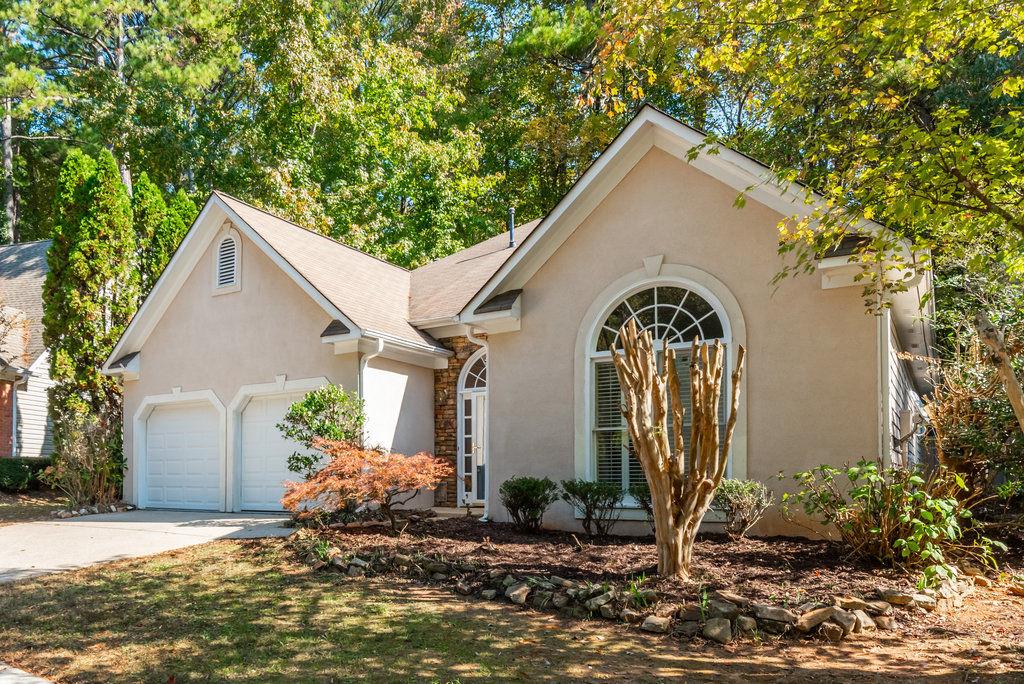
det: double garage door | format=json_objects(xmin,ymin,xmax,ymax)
[{"xmin": 145, "ymin": 392, "xmax": 309, "ymax": 511}]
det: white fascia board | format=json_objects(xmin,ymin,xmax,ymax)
[{"xmin": 104, "ymin": 194, "xmax": 361, "ymax": 372}]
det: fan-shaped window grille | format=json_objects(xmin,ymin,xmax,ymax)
[
  {"xmin": 462, "ymin": 354, "xmax": 487, "ymax": 390},
  {"xmin": 216, "ymin": 236, "xmax": 238, "ymax": 288},
  {"xmin": 595, "ymin": 286, "xmax": 724, "ymax": 352}
]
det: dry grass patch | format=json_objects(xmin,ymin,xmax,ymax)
[{"xmin": 0, "ymin": 490, "xmax": 66, "ymax": 526}]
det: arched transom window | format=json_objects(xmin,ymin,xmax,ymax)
[
  {"xmin": 590, "ymin": 283, "xmax": 730, "ymax": 491},
  {"xmin": 462, "ymin": 354, "xmax": 487, "ymax": 391}
]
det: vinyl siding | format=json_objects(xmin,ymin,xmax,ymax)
[
  {"xmin": 888, "ymin": 325, "xmax": 922, "ymax": 466},
  {"xmin": 16, "ymin": 353, "xmax": 54, "ymax": 458}
]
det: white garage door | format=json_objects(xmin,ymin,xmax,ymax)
[
  {"xmin": 240, "ymin": 392, "xmax": 313, "ymax": 511},
  {"xmin": 146, "ymin": 402, "xmax": 221, "ymax": 510}
]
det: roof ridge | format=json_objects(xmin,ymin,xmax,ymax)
[
  {"xmin": 213, "ymin": 190, "xmax": 410, "ymax": 273},
  {"xmin": 410, "ymin": 218, "xmax": 543, "ymax": 274}
]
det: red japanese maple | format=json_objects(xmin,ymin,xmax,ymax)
[{"xmin": 281, "ymin": 440, "xmax": 452, "ymax": 531}]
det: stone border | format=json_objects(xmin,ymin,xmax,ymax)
[
  {"xmin": 51, "ymin": 503, "xmax": 135, "ymax": 519},
  {"xmin": 290, "ymin": 532, "xmax": 978, "ymax": 645}
]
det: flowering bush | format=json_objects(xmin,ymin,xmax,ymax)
[{"xmin": 280, "ymin": 440, "xmax": 452, "ymax": 532}]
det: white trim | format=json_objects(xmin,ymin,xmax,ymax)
[
  {"xmin": 877, "ymin": 310, "xmax": 893, "ymax": 466},
  {"xmin": 226, "ymin": 375, "xmax": 330, "ymax": 512},
  {"xmin": 105, "ymin": 194, "xmax": 361, "ymax": 372},
  {"xmin": 456, "ymin": 348, "xmax": 488, "ymax": 507},
  {"xmin": 461, "ymin": 105, "xmax": 889, "ymax": 323},
  {"xmin": 131, "ymin": 388, "xmax": 227, "ymax": 511},
  {"xmin": 212, "ymin": 227, "xmax": 241, "ymax": 295},
  {"xmin": 572, "ymin": 264, "xmax": 749, "ymax": 491}
]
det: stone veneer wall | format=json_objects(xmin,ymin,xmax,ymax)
[{"xmin": 433, "ymin": 335, "xmax": 483, "ymax": 506}]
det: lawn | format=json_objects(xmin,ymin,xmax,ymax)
[
  {"xmin": 1, "ymin": 539, "xmax": 1021, "ymax": 683},
  {"xmin": 0, "ymin": 490, "xmax": 66, "ymax": 526}
]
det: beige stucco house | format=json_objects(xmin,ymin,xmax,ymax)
[{"xmin": 104, "ymin": 106, "xmax": 932, "ymax": 534}]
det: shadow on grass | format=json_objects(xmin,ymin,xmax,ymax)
[{"xmin": 0, "ymin": 540, "xmax": 1018, "ymax": 683}]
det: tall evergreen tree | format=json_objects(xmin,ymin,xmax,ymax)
[{"xmin": 43, "ymin": 149, "xmax": 138, "ymax": 451}]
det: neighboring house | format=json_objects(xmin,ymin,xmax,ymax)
[
  {"xmin": 0, "ymin": 240, "xmax": 55, "ymax": 460},
  {"xmin": 103, "ymin": 106, "xmax": 933, "ymax": 534}
]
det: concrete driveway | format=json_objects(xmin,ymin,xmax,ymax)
[{"xmin": 0, "ymin": 510, "xmax": 293, "ymax": 584}]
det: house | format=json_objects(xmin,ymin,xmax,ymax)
[
  {"xmin": 103, "ymin": 106, "xmax": 933, "ymax": 534},
  {"xmin": 0, "ymin": 240, "xmax": 55, "ymax": 460}
]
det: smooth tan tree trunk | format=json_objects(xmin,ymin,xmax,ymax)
[
  {"xmin": 612, "ymin": 319, "xmax": 745, "ymax": 579},
  {"xmin": 976, "ymin": 313, "xmax": 1024, "ymax": 435}
]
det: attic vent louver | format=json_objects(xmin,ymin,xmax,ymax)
[{"xmin": 216, "ymin": 236, "xmax": 237, "ymax": 288}]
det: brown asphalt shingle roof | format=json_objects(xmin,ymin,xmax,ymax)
[
  {"xmin": 409, "ymin": 220, "xmax": 540, "ymax": 323},
  {"xmin": 0, "ymin": 240, "xmax": 50, "ymax": 367},
  {"xmin": 215, "ymin": 193, "xmax": 537, "ymax": 345}
]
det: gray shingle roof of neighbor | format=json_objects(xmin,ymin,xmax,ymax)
[
  {"xmin": 214, "ymin": 191, "xmax": 540, "ymax": 340},
  {"xmin": 0, "ymin": 239, "xmax": 50, "ymax": 366},
  {"xmin": 409, "ymin": 219, "xmax": 541, "ymax": 323}
]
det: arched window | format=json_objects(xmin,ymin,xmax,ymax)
[
  {"xmin": 462, "ymin": 354, "xmax": 487, "ymax": 390},
  {"xmin": 458, "ymin": 349, "xmax": 488, "ymax": 503},
  {"xmin": 214, "ymin": 231, "xmax": 240, "ymax": 292},
  {"xmin": 590, "ymin": 283, "xmax": 730, "ymax": 490}
]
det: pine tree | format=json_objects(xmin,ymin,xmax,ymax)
[{"xmin": 43, "ymin": 149, "xmax": 139, "ymax": 453}]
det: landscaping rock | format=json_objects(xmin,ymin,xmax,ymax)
[
  {"xmin": 455, "ymin": 581, "xmax": 473, "ymax": 596},
  {"xmin": 640, "ymin": 615, "xmax": 672, "ymax": 634},
  {"xmin": 735, "ymin": 615, "xmax": 757, "ymax": 633},
  {"xmin": 502, "ymin": 574, "xmax": 516, "ymax": 588},
  {"xmin": 797, "ymin": 601, "xmax": 826, "ymax": 614},
  {"xmin": 795, "ymin": 607, "xmax": 835, "ymax": 633},
  {"xmin": 311, "ymin": 560, "xmax": 327, "ymax": 571},
  {"xmin": 830, "ymin": 608, "xmax": 857, "ymax": 636},
  {"xmin": 1006, "ymin": 583, "xmax": 1024, "ymax": 597},
  {"xmin": 708, "ymin": 599, "xmax": 740, "ymax": 620},
  {"xmin": 703, "ymin": 617, "xmax": 732, "ymax": 644},
  {"xmin": 488, "ymin": 568, "xmax": 505, "ymax": 579},
  {"xmin": 877, "ymin": 588, "xmax": 914, "ymax": 605},
  {"xmin": 911, "ymin": 593, "xmax": 937, "ymax": 611},
  {"xmin": 506, "ymin": 582, "xmax": 531, "ymax": 605},
  {"xmin": 852, "ymin": 609, "xmax": 876, "ymax": 633},
  {"xmin": 394, "ymin": 554, "xmax": 413, "ymax": 567},
  {"xmin": 620, "ymin": 607, "xmax": 643, "ymax": 624},
  {"xmin": 875, "ymin": 615, "xmax": 898, "ymax": 631},
  {"xmin": 532, "ymin": 590, "xmax": 554, "ymax": 609},
  {"xmin": 480, "ymin": 589, "xmax": 498, "ymax": 600},
  {"xmin": 712, "ymin": 590, "xmax": 750, "ymax": 608},
  {"xmin": 863, "ymin": 600, "xmax": 892, "ymax": 616},
  {"xmin": 974, "ymin": 576, "xmax": 993, "ymax": 587},
  {"xmin": 585, "ymin": 591, "xmax": 615, "ymax": 612},
  {"xmin": 431, "ymin": 572, "xmax": 448, "ymax": 581},
  {"xmin": 346, "ymin": 565, "xmax": 365, "ymax": 577},
  {"xmin": 819, "ymin": 622, "xmax": 845, "ymax": 643},
  {"xmin": 633, "ymin": 588, "xmax": 658, "ymax": 605},
  {"xmin": 549, "ymin": 575, "xmax": 573, "ymax": 588},
  {"xmin": 349, "ymin": 557, "xmax": 369, "ymax": 568},
  {"xmin": 329, "ymin": 555, "xmax": 347, "ymax": 568},
  {"xmin": 599, "ymin": 604, "xmax": 618, "ymax": 619},
  {"xmin": 753, "ymin": 604, "xmax": 798, "ymax": 624},
  {"xmin": 677, "ymin": 604, "xmax": 703, "ymax": 621},
  {"xmin": 679, "ymin": 621, "xmax": 702, "ymax": 637},
  {"xmin": 552, "ymin": 593, "xmax": 570, "ymax": 609},
  {"xmin": 757, "ymin": 619, "xmax": 789, "ymax": 636},
  {"xmin": 835, "ymin": 596, "xmax": 871, "ymax": 612}
]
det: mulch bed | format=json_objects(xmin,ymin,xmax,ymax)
[{"xmin": 313, "ymin": 515, "xmax": 912, "ymax": 607}]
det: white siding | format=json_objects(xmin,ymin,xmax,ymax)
[
  {"xmin": 888, "ymin": 325, "xmax": 922, "ymax": 466},
  {"xmin": 16, "ymin": 353, "xmax": 55, "ymax": 458}
]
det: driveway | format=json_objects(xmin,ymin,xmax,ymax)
[{"xmin": 0, "ymin": 510, "xmax": 292, "ymax": 584}]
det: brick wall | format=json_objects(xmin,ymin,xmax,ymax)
[
  {"xmin": 433, "ymin": 335, "xmax": 483, "ymax": 506},
  {"xmin": 0, "ymin": 381, "xmax": 14, "ymax": 457}
]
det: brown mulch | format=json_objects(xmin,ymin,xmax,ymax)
[{"xmin": 315, "ymin": 516, "xmax": 914, "ymax": 605}]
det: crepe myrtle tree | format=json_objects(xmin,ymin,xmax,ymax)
[{"xmin": 611, "ymin": 319, "xmax": 745, "ymax": 579}]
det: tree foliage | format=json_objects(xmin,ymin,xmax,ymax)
[
  {"xmin": 276, "ymin": 384, "xmax": 366, "ymax": 480},
  {"xmin": 43, "ymin": 149, "xmax": 138, "ymax": 451}
]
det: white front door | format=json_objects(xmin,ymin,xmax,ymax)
[
  {"xmin": 239, "ymin": 392, "xmax": 311, "ymax": 511},
  {"xmin": 145, "ymin": 402, "xmax": 221, "ymax": 510},
  {"xmin": 458, "ymin": 391, "xmax": 487, "ymax": 505}
]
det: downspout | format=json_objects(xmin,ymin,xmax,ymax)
[
  {"xmin": 465, "ymin": 327, "xmax": 490, "ymax": 520},
  {"xmin": 357, "ymin": 337, "xmax": 385, "ymax": 446}
]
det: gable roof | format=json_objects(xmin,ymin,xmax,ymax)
[
  {"xmin": 214, "ymin": 193, "xmax": 438, "ymax": 350},
  {"xmin": 409, "ymin": 219, "xmax": 540, "ymax": 323},
  {"xmin": 460, "ymin": 104, "xmax": 890, "ymax": 321},
  {"xmin": 0, "ymin": 240, "xmax": 50, "ymax": 367}
]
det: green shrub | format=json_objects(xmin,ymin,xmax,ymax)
[
  {"xmin": 627, "ymin": 480, "xmax": 655, "ymax": 533},
  {"xmin": 782, "ymin": 460, "xmax": 1006, "ymax": 585},
  {"xmin": 277, "ymin": 384, "xmax": 366, "ymax": 479},
  {"xmin": 499, "ymin": 476, "xmax": 559, "ymax": 533},
  {"xmin": 714, "ymin": 478, "xmax": 772, "ymax": 539},
  {"xmin": 0, "ymin": 459, "xmax": 32, "ymax": 492},
  {"xmin": 560, "ymin": 479, "xmax": 624, "ymax": 536}
]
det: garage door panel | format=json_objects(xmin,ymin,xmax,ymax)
[
  {"xmin": 240, "ymin": 392, "xmax": 318, "ymax": 511},
  {"xmin": 146, "ymin": 402, "xmax": 221, "ymax": 510}
]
